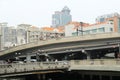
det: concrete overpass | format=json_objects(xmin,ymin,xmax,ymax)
[
  {"xmin": 0, "ymin": 32, "xmax": 120, "ymax": 60},
  {"xmin": 69, "ymin": 59, "xmax": 120, "ymax": 72},
  {"xmin": 0, "ymin": 61, "xmax": 69, "ymax": 77},
  {"xmin": 1, "ymin": 59, "xmax": 120, "ymax": 79}
]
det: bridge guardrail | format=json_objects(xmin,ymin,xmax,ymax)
[
  {"xmin": 0, "ymin": 61, "xmax": 69, "ymax": 75},
  {"xmin": 69, "ymin": 59, "xmax": 120, "ymax": 71},
  {"xmin": 1, "ymin": 59, "xmax": 120, "ymax": 76},
  {"xmin": 70, "ymin": 59, "xmax": 120, "ymax": 65}
]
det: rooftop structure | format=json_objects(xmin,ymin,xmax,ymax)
[{"xmin": 95, "ymin": 12, "xmax": 120, "ymax": 23}]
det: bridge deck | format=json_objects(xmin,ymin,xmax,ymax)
[
  {"xmin": 0, "ymin": 32, "xmax": 120, "ymax": 57},
  {"xmin": 1, "ymin": 59, "xmax": 120, "ymax": 77},
  {"xmin": 0, "ymin": 61, "xmax": 69, "ymax": 77}
]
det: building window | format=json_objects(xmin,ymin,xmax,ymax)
[
  {"xmin": 98, "ymin": 28, "xmax": 105, "ymax": 33},
  {"xmin": 91, "ymin": 29, "xmax": 97, "ymax": 34},
  {"xmin": 110, "ymin": 28, "xmax": 113, "ymax": 32},
  {"xmin": 109, "ymin": 20, "xmax": 114, "ymax": 24},
  {"xmin": 84, "ymin": 30, "xmax": 90, "ymax": 35},
  {"xmin": 100, "ymin": 18, "xmax": 105, "ymax": 22},
  {"xmin": 118, "ymin": 19, "xmax": 120, "ymax": 32},
  {"xmin": 72, "ymin": 32, "xmax": 77, "ymax": 36}
]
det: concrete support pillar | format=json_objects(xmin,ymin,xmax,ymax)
[
  {"xmin": 86, "ymin": 52, "xmax": 91, "ymax": 60},
  {"xmin": 37, "ymin": 74, "xmax": 41, "ymax": 80},
  {"xmin": 42, "ymin": 74, "xmax": 46, "ymax": 80},
  {"xmin": 82, "ymin": 50, "xmax": 91, "ymax": 60},
  {"xmin": 99, "ymin": 75, "xmax": 102, "ymax": 80},
  {"xmin": 26, "ymin": 53, "xmax": 31, "ymax": 63},
  {"xmin": 114, "ymin": 52, "xmax": 118, "ymax": 58},
  {"xmin": 37, "ymin": 74, "xmax": 46, "ymax": 80},
  {"xmin": 81, "ymin": 74, "xmax": 84, "ymax": 80},
  {"xmin": 110, "ymin": 76, "xmax": 112, "ymax": 80},
  {"xmin": 36, "ymin": 53, "xmax": 40, "ymax": 61},
  {"xmin": 99, "ymin": 75, "xmax": 112, "ymax": 80},
  {"xmin": 90, "ymin": 75, "xmax": 92, "ymax": 80}
]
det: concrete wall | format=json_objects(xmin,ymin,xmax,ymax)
[
  {"xmin": 69, "ymin": 59, "xmax": 120, "ymax": 71},
  {"xmin": 65, "ymin": 24, "xmax": 76, "ymax": 37}
]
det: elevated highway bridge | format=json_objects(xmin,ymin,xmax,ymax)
[
  {"xmin": 0, "ymin": 32, "xmax": 120, "ymax": 60},
  {"xmin": 1, "ymin": 59, "xmax": 120, "ymax": 79},
  {"xmin": 0, "ymin": 61, "xmax": 69, "ymax": 77}
]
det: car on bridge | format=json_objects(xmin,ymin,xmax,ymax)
[
  {"xmin": 12, "ymin": 61, "xmax": 24, "ymax": 64},
  {"xmin": 24, "ymin": 59, "xmax": 37, "ymax": 62}
]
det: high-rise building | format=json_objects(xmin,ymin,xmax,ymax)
[
  {"xmin": 17, "ymin": 24, "xmax": 32, "ymax": 44},
  {"xmin": 0, "ymin": 23, "xmax": 7, "ymax": 50},
  {"xmin": 0, "ymin": 22, "xmax": 17, "ymax": 50},
  {"xmin": 52, "ymin": 6, "xmax": 72, "ymax": 27}
]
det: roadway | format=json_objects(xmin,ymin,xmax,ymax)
[{"xmin": 0, "ymin": 32, "xmax": 120, "ymax": 60}]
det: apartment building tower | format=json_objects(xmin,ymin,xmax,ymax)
[{"xmin": 52, "ymin": 6, "xmax": 72, "ymax": 27}]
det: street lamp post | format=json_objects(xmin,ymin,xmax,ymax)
[
  {"xmin": 80, "ymin": 22, "xmax": 83, "ymax": 36},
  {"xmin": 76, "ymin": 28, "xmax": 79, "ymax": 36}
]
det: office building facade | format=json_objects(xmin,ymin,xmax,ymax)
[
  {"xmin": 0, "ymin": 23, "xmax": 17, "ymax": 50},
  {"xmin": 52, "ymin": 6, "xmax": 72, "ymax": 27}
]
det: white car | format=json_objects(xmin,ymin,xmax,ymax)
[
  {"xmin": 12, "ymin": 61, "xmax": 24, "ymax": 64},
  {"xmin": 24, "ymin": 59, "xmax": 37, "ymax": 62}
]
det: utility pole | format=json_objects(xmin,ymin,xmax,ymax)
[
  {"xmin": 76, "ymin": 28, "xmax": 79, "ymax": 36},
  {"xmin": 80, "ymin": 22, "xmax": 83, "ymax": 36},
  {"xmin": 76, "ymin": 22, "xmax": 83, "ymax": 36}
]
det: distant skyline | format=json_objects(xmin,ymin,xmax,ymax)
[{"xmin": 0, "ymin": 0, "xmax": 120, "ymax": 27}]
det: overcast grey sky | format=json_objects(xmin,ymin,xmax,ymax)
[{"xmin": 0, "ymin": 0, "xmax": 120, "ymax": 27}]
